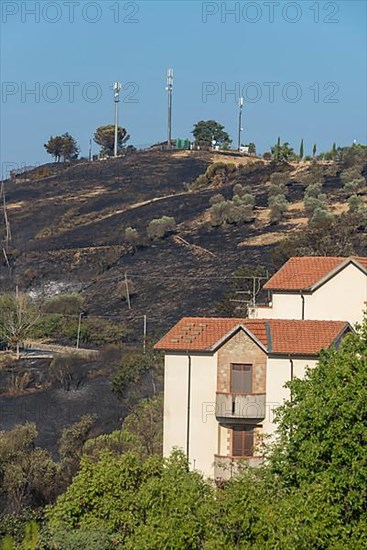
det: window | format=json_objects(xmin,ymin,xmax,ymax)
[
  {"xmin": 232, "ymin": 427, "xmax": 254, "ymax": 457},
  {"xmin": 231, "ymin": 364, "xmax": 253, "ymax": 393}
]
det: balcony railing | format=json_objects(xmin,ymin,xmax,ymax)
[
  {"xmin": 214, "ymin": 455, "xmax": 263, "ymax": 480},
  {"xmin": 215, "ymin": 392, "xmax": 266, "ymax": 424}
]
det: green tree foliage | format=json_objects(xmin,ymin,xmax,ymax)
[
  {"xmin": 312, "ymin": 143, "xmax": 317, "ymax": 157},
  {"xmin": 246, "ymin": 142, "xmax": 256, "ymax": 155},
  {"xmin": 269, "ymin": 323, "xmax": 367, "ymax": 537},
  {"xmin": 31, "ymin": 314, "xmax": 126, "ymax": 347},
  {"xmin": 271, "ymin": 140, "xmax": 294, "ymax": 161},
  {"xmin": 46, "ymin": 451, "xmax": 213, "ymax": 549},
  {"xmin": 42, "ymin": 293, "xmax": 84, "ymax": 316},
  {"xmin": 337, "ymin": 143, "xmax": 367, "ymax": 168},
  {"xmin": 348, "ymin": 194, "xmax": 366, "ymax": 213},
  {"xmin": 84, "ymin": 396, "xmax": 163, "ymax": 461},
  {"xmin": 93, "ymin": 125, "xmax": 130, "ymax": 156},
  {"xmin": 58, "ymin": 415, "xmax": 96, "ymax": 487},
  {"xmin": 110, "ymin": 351, "xmax": 163, "ymax": 410},
  {"xmin": 308, "ymin": 206, "xmax": 334, "ymax": 227},
  {"xmin": 299, "ymin": 138, "xmax": 304, "ymax": 159},
  {"xmin": 192, "ymin": 120, "xmax": 231, "ymax": 149},
  {"xmin": 44, "ymin": 133, "xmax": 79, "ymax": 162},
  {"xmin": 147, "ymin": 216, "xmax": 176, "ymax": 239},
  {"xmin": 271, "ymin": 211, "xmax": 367, "ymax": 269},
  {"xmin": 209, "ymin": 184, "xmax": 256, "ymax": 226},
  {"xmin": 268, "ymin": 194, "xmax": 289, "ymax": 223},
  {"xmin": 0, "ymin": 424, "xmax": 57, "ymax": 513}
]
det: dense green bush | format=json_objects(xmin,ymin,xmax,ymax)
[
  {"xmin": 268, "ymin": 194, "xmax": 288, "ymax": 223},
  {"xmin": 304, "ymin": 182, "xmax": 323, "ymax": 198},
  {"xmin": 308, "ymin": 206, "xmax": 334, "ymax": 227},
  {"xmin": 348, "ymin": 194, "xmax": 365, "ymax": 213},
  {"xmin": 303, "ymin": 194, "xmax": 327, "ymax": 214},
  {"xmin": 42, "ymin": 294, "xmax": 84, "ymax": 316},
  {"xmin": 147, "ymin": 216, "xmax": 176, "ymax": 239}
]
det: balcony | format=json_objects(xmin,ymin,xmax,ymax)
[
  {"xmin": 215, "ymin": 392, "xmax": 266, "ymax": 425},
  {"xmin": 214, "ymin": 455, "xmax": 263, "ymax": 481}
]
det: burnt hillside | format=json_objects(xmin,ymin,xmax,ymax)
[{"xmin": 1, "ymin": 149, "xmax": 366, "ymax": 341}]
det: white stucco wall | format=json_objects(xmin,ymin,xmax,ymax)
[
  {"xmin": 163, "ymin": 351, "xmax": 218, "ymax": 478},
  {"xmin": 263, "ymin": 356, "xmax": 317, "ymax": 435},
  {"xmin": 251, "ymin": 264, "xmax": 366, "ymax": 325},
  {"xmin": 305, "ymin": 264, "xmax": 366, "ymax": 325}
]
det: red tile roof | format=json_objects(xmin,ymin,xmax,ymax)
[
  {"xmin": 154, "ymin": 317, "xmax": 349, "ymax": 355},
  {"xmin": 264, "ymin": 256, "xmax": 367, "ymax": 291}
]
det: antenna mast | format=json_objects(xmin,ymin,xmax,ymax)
[
  {"xmin": 166, "ymin": 68, "xmax": 174, "ymax": 149},
  {"xmin": 238, "ymin": 96, "xmax": 244, "ymax": 152},
  {"xmin": 113, "ymin": 82, "xmax": 122, "ymax": 158}
]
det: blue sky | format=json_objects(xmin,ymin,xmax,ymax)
[{"xmin": 1, "ymin": 0, "xmax": 366, "ymax": 172}]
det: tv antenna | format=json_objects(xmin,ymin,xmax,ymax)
[
  {"xmin": 113, "ymin": 82, "xmax": 122, "ymax": 158},
  {"xmin": 237, "ymin": 96, "xmax": 244, "ymax": 152},
  {"xmin": 166, "ymin": 69, "xmax": 174, "ymax": 149}
]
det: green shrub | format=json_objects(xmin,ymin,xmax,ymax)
[
  {"xmin": 343, "ymin": 178, "xmax": 365, "ymax": 193},
  {"xmin": 348, "ymin": 194, "xmax": 365, "ymax": 213},
  {"xmin": 269, "ymin": 172, "xmax": 289, "ymax": 186},
  {"xmin": 209, "ymin": 199, "xmax": 254, "ymax": 226},
  {"xmin": 268, "ymin": 194, "xmax": 288, "ymax": 223},
  {"xmin": 304, "ymin": 182, "xmax": 323, "ymax": 198},
  {"xmin": 191, "ymin": 174, "xmax": 208, "ymax": 190},
  {"xmin": 209, "ymin": 193, "xmax": 225, "ymax": 206},
  {"xmin": 42, "ymin": 294, "xmax": 84, "ymax": 316},
  {"xmin": 147, "ymin": 216, "xmax": 176, "ymax": 239},
  {"xmin": 309, "ymin": 207, "xmax": 334, "ymax": 227},
  {"xmin": 232, "ymin": 183, "xmax": 252, "ymax": 198},
  {"xmin": 39, "ymin": 526, "xmax": 115, "ymax": 549},
  {"xmin": 233, "ymin": 193, "xmax": 255, "ymax": 207},
  {"xmin": 340, "ymin": 167, "xmax": 363, "ymax": 185},
  {"xmin": 304, "ymin": 194, "xmax": 327, "ymax": 215},
  {"xmin": 268, "ymin": 183, "xmax": 286, "ymax": 197}
]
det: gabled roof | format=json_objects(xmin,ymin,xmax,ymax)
[
  {"xmin": 154, "ymin": 317, "xmax": 350, "ymax": 356},
  {"xmin": 264, "ymin": 256, "xmax": 367, "ymax": 291}
]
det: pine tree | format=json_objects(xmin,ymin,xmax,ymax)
[
  {"xmin": 312, "ymin": 143, "xmax": 317, "ymax": 157},
  {"xmin": 299, "ymin": 139, "xmax": 304, "ymax": 159}
]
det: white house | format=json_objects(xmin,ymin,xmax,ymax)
[
  {"xmin": 155, "ymin": 317, "xmax": 351, "ymax": 480},
  {"xmin": 249, "ymin": 256, "xmax": 367, "ymax": 326}
]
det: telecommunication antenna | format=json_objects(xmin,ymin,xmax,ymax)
[
  {"xmin": 237, "ymin": 96, "xmax": 244, "ymax": 152},
  {"xmin": 113, "ymin": 82, "xmax": 122, "ymax": 158},
  {"xmin": 166, "ymin": 68, "xmax": 174, "ymax": 149}
]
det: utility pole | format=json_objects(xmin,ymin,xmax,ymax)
[
  {"xmin": 113, "ymin": 82, "xmax": 122, "ymax": 158},
  {"xmin": 124, "ymin": 272, "xmax": 131, "ymax": 310},
  {"xmin": 237, "ymin": 96, "xmax": 244, "ymax": 152},
  {"xmin": 76, "ymin": 312, "xmax": 83, "ymax": 349},
  {"xmin": 166, "ymin": 68, "xmax": 173, "ymax": 149}
]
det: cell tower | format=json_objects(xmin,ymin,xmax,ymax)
[
  {"xmin": 113, "ymin": 82, "xmax": 122, "ymax": 158},
  {"xmin": 238, "ymin": 96, "xmax": 244, "ymax": 152},
  {"xmin": 166, "ymin": 69, "xmax": 174, "ymax": 149}
]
